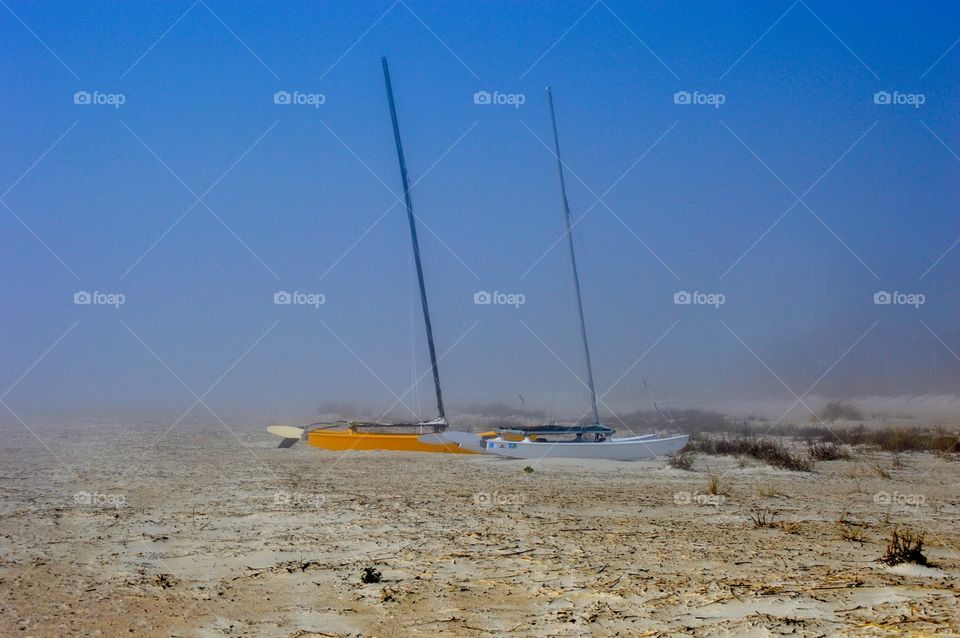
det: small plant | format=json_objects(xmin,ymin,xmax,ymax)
[
  {"xmin": 523, "ymin": 466, "xmax": 534, "ymax": 474},
  {"xmin": 776, "ymin": 520, "xmax": 801, "ymax": 534},
  {"xmin": 360, "ymin": 566, "xmax": 382, "ymax": 584},
  {"xmin": 836, "ymin": 508, "xmax": 850, "ymax": 526},
  {"xmin": 808, "ymin": 442, "xmax": 851, "ymax": 461},
  {"xmin": 834, "ymin": 508, "xmax": 868, "ymax": 542},
  {"xmin": 878, "ymin": 529, "xmax": 928, "ymax": 566},
  {"xmin": 668, "ymin": 452, "xmax": 695, "ymax": 471},
  {"xmin": 757, "ymin": 484, "xmax": 782, "ymax": 498},
  {"xmin": 707, "ymin": 474, "xmax": 726, "ymax": 496},
  {"xmin": 840, "ymin": 525, "xmax": 867, "ymax": 543},
  {"xmin": 749, "ymin": 507, "xmax": 777, "ymax": 528},
  {"xmin": 818, "ymin": 401, "xmax": 863, "ymax": 422},
  {"xmin": 872, "ymin": 462, "xmax": 892, "ymax": 480}
]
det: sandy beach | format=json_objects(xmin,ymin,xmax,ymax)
[{"xmin": 0, "ymin": 417, "xmax": 957, "ymax": 636}]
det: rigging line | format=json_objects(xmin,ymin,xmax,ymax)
[
  {"xmin": 547, "ymin": 86, "xmax": 599, "ymax": 426},
  {"xmin": 644, "ymin": 377, "xmax": 676, "ymax": 426},
  {"xmin": 382, "ymin": 56, "xmax": 445, "ymax": 422},
  {"xmin": 575, "ymin": 229, "xmax": 639, "ymax": 435},
  {"xmin": 410, "ymin": 250, "xmax": 423, "ymax": 420},
  {"xmin": 576, "ymin": 230, "xmax": 637, "ymax": 362}
]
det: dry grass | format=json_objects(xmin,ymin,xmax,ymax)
[
  {"xmin": 808, "ymin": 442, "xmax": 852, "ymax": 461},
  {"xmin": 776, "ymin": 520, "xmax": 802, "ymax": 534},
  {"xmin": 707, "ymin": 474, "xmax": 727, "ymax": 496},
  {"xmin": 757, "ymin": 484, "xmax": 782, "ymax": 498},
  {"xmin": 836, "ymin": 509, "xmax": 868, "ymax": 542},
  {"xmin": 667, "ymin": 452, "xmax": 695, "ymax": 471},
  {"xmin": 878, "ymin": 529, "xmax": 928, "ymax": 566},
  {"xmin": 840, "ymin": 525, "xmax": 867, "ymax": 543},
  {"xmin": 872, "ymin": 462, "xmax": 892, "ymax": 479},
  {"xmin": 749, "ymin": 507, "xmax": 778, "ymax": 528},
  {"xmin": 686, "ymin": 435, "xmax": 814, "ymax": 472},
  {"xmin": 747, "ymin": 509, "xmax": 800, "ymax": 533},
  {"xmin": 637, "ymin": 409, "xmax": 959, "ymax": 454}
]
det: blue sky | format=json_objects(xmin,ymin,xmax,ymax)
[{"xmin": 2, "ymin": 1, "xmax": 958, "ymax": 423}]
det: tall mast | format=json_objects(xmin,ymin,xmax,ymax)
[
  {"xmin": 382, "ymin": 57, "xmax": 446, "ymax": 423},
  {"xmin": 546, "ymin": 86, "xmax": 600, "ymax": 425}
]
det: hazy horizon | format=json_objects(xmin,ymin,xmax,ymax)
[{"xmin": 3, "ymin": 2, "xmax": 959, "ymax": 429}]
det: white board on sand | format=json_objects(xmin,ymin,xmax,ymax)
[{"xmin": 267, "ymin": 425, "xmax": 305, "ymax": 440}]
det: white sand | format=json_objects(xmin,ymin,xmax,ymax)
[{"xmin": 0, "ymin": 417, "xmax": 958, "ymax": 636}]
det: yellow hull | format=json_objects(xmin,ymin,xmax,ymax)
[{"xmin": 305, "ymin": 428, "xmax": 477, "ymax": 454}]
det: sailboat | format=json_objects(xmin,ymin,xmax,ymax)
[
  {"xmin": 428, "ymin": 88, "xmax": 688, "ymax": 461},
  {"xmin": 266, "ymin": 58, "xmax": 473, "ymax": 455}
]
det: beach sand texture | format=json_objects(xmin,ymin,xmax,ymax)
[{"xmin": 1, "ymin": 419, "xmax": 958, "ymax": 636}]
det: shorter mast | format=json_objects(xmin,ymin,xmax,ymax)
[
  {"xmin": 382, "ymin": 57, "xmax": 446, "ymax": 425},
  {"xmin": 546, "ymin": 86, "xmax": 600, "ymax": 425}
]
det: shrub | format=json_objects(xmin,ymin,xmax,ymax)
[
  {"xmin": 819, "ymin": 401, "xmax": 863, "ymax": 422},
  {"xmin": 749, "ymin": 507, "xmax": 777, "ymax": 528},
  {"xmin": 361, "ymin": 566, "xmax": 382, "ymax": 584},
  {"xmin": 707, "ymin": 474, "xmax": 727, "ymax": 496},
  {"xmin": 808, "ymin": 442, "xmax": 852, "ymax": 461},
  {"xmin": 840, "ymin": 525, "xmax": 867, "ymax": 543},
  {"xmin": 878, "ymin": 530, "xmax": 928, "ymax": 566},
  {"xmin": 687, "ymin": 435, "xmax": 814, "ymax": 472},
  {"xmin": 668, "ymin": 452, "xmax": 695, "ymax": 470}
]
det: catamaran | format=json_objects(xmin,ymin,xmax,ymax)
[
  {"xmin": 427, "ymin": 88, "xmax": 688, "ymax": 461},
  {"xmin": 266, "ymin": 58, "xmax": 473, "ymax": 455}
]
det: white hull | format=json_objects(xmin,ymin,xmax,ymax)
[{"xmin": 481, "ymin": 434, "xmax": 688, "ymax": 461}]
